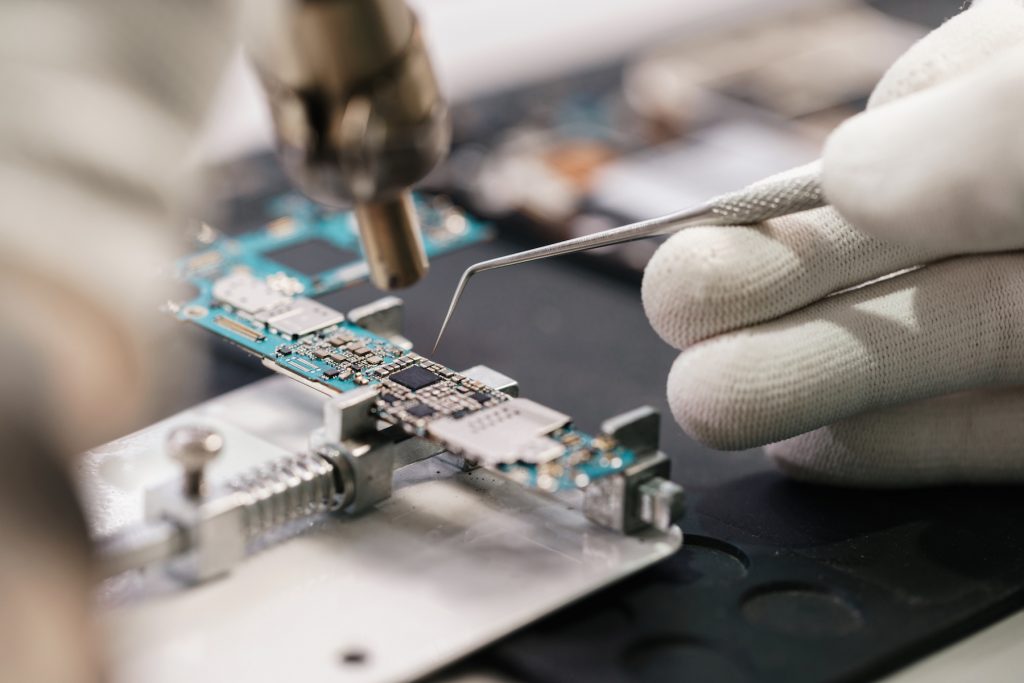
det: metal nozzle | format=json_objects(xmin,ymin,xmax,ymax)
[
  {"xmin": 246, "ymin": 0, "xmax": 449, "ymax": 292},
  {"xmin": 355, "ymin": 193, "xmax": 428, "ymax": 290}
]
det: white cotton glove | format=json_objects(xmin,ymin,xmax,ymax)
[
  {"xmin": 642, "ymin": 0, "xmax": 1024, "ymax": 486},
  {"xmin": 0, "ymin": 4, "xmax": 236, "ymax": 683},
  {"xmin": 0, "ymin": 0, "xmax": 237, "ymax": 455}
]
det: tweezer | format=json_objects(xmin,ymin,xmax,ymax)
[{"xmin": 434, "ymin": 161, "xmax": 826, "ymax": 351}]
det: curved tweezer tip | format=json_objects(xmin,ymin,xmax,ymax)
[{"xmin": 432, "ymin": 267, "xmax": 476, "ymax": 353}]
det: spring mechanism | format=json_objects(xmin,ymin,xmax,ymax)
[{"xmin": 228, "ymin": 452, "xmax": 341, "ymax": 538}]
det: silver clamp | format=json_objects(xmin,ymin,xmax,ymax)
[{"xmin": 583, "ymin": 407, "xmax": 685, "ymax": 534}]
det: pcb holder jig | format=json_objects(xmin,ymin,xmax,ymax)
[{"xmin": 96, "ymin": 297, "xmax": 684, "ymax": 585}]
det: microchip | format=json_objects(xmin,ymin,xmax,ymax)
[
  {"xmin": 471, "ymin": 392, "xmax": 491, "ymax": 405},
  {"xmin": 380, "ymin": 393, "xmax": 400, "ymax": 404},
  {"xmin": 323, "ymin": 368, "xmax": 341, "ymax": 379},
  {"xmin": 405, "ymin": 403, "xmax": 435, "ymax": 418},
  {"xmin": 276, "ymin": 345, "xmax": 292, "ymax": 356},
  {"xmin": 389, "ymin": 365, "xmax": 442, "ymax": 392},
  {"xmin": 265, "ymin": 238, "xmax": 359, "ymax": 277}
]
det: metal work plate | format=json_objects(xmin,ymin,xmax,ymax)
[{"xmin": 79, "ymin": 376, "xmax": 681, "ymax": 683}]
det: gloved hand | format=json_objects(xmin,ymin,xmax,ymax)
[
  {"xmin": 642, "ymin": 0, "xmax": 1024, "ymax": 486},
  {"xmin": 0, "ymin": 3, "xmax": 235, "ymax": 683}
]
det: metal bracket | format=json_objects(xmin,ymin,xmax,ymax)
[
  {"xmin": 460, "ymin": 365, "xmax": 519, "ymax": 397},
  {"xmin": 584, "ymin": 406, "xmax": 685, "ymax": 533},
  {"xmin": 144, "ymin": 481, "xmax": 249, "ymax": 583},
  {"xmin": 601, "ymin": 405, "xmax": 660, "ymax": 454},
  {"xmin": 314, "ymin": 381, "xmax": 447, "ymax": 514}
]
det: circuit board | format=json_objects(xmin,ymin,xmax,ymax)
[
  {"xmin": 178, "ymin": 194, "xmax": 487, "ymax": 295},
  {"xmin": 169, "ymin": 194, "xmax": 636, "ymax": 492}
]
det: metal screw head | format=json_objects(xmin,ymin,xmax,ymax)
[{"xmin": 166, "ymin": 425, "xmax": 223, "ymax": 497}]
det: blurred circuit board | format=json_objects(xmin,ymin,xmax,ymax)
[
  {"xmin": 179, "ymin": 193, "xmax": 488, "ymax": 296},
  {"xmin": 169, "ymin": 194, "xmax": 636, "ymax": 492}
]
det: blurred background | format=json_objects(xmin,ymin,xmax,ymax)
[{"xmin": 197, "ymin": 0, "xmax": 955, "ymax": 281}]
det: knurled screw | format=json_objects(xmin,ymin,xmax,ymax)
[{"xmin": 166, "ymin": 425, "xmax": 224, "ymax": 499}]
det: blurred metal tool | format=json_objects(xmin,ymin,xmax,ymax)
[
  {"xmin": 247, "ymin": 0, "xmax": 450, "ymax": 291},
  {"xmin": 433, "ymin": 162, "xmax": 826, "ymax": 351}
]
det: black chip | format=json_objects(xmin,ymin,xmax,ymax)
[
  {"xmin": 405, "ymin": 403, "xmax": 435, "ymax": 418},
  {"xmin": 380, "ymin": 393, "xmax": 400, "ymax": 404},
  {"xmin": 323, "ymin": 369, "xmax": 341, "ymax": 379},
  {"xmin": 265, "ymin": 238, "xmax": 359, "ymax": 277},
  {"xmin": 276, "ymin": 345, "xmax": 293, "ymax": 356},
  {"xmin": 471, "ymin": 391, "xmax": 491, "ymax": 404},
  {"xmin": 389, "ymin": 365, "xmax": 442, "ymax": 392},
  {"xmin": 451, "ymin": 408, "xmax": 470, "ymax": 419}
]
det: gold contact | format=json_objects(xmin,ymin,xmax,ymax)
[{"xmin": 214, "ymin": 315, "xmax": 265, "ymax": 342}]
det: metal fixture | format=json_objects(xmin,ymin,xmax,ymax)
[
  {"xmin": 166, "ymin": 425, "xmax": 224, "ymax": 498},
  {"xmin": 583, "ymin": 408, "xmax": 685, "ymax": 533}
]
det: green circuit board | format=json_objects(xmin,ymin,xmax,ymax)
[
  {"xmin": 177, "ymin": 194, "xmax": 488, "ymax": 295},
  {"xmin": 169, "ymin": 193, "xmax": 636, "ymax": 491}
]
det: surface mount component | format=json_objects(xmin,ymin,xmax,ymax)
[
  {"xmin": 212, "ymin": 271, "xmax": 287, "ymax": 314},
  {"xmin": 262, "ymin": 298, "xmax": 346, "ymax": 338},
  {"xmin": 388, "ymin": 364, "xmax": 443, "ymax": 391},
  {"xmin": 428, "ymin": 398, "xmax": 570, "ymax": 465}
]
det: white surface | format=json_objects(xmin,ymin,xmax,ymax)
[
  {"xmin": 884, "ymin": 608, "xmax": 1024, "ymax": 683},
  {"xmin": 81, "ymin": 376, "xmax": 680, "ymax": 683}
]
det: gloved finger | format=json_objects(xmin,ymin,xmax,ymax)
[
  {"xmin": 867, "ymin": 0, "xmax": 1024, "ymax": 108},
  {"xmin": 824, "ymin": 46, "xmax": 1024, "ymax": 253},
  {"xmin": 666, "ymin": 252, "xmax": 1024, "ymax": 450},
  {"xmin": 765, "ymin": 387, "xmax": 1024, "ymax": 487},
  {"xmin": 642, "ymin": 207, "xmax": 945, "ymax": 350}
]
